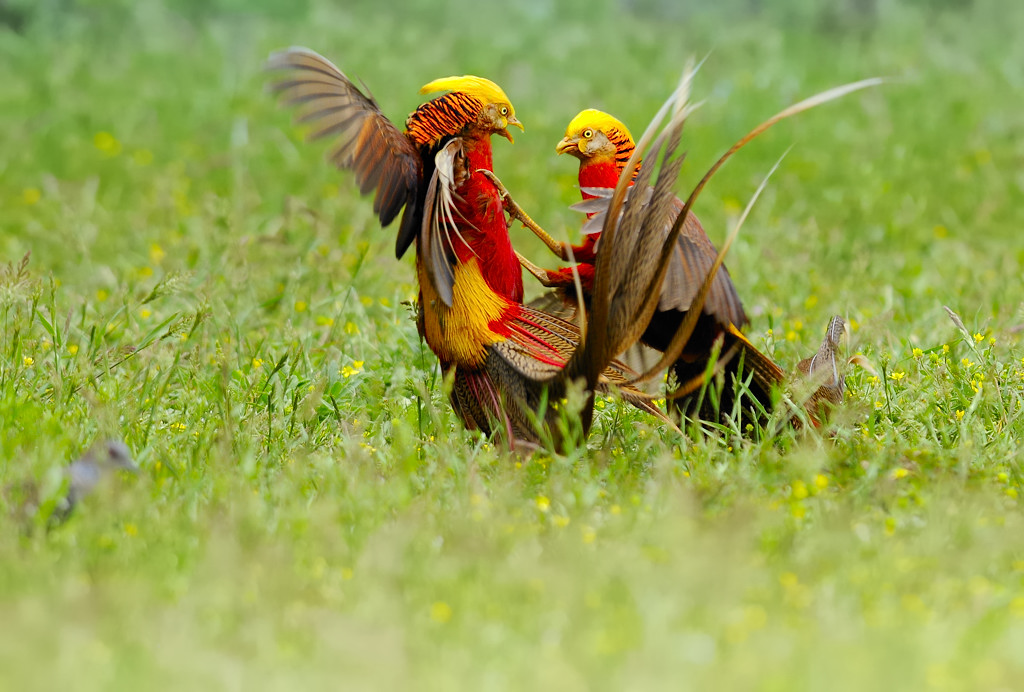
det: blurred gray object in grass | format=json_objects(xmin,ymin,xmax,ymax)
[
  {"xmin": 4, "ymin": 440, "xmax": 138, "ymax": 530},
  {"xmin": 49, "ymin": 439, "xmax": 138, "ymax": 526}
]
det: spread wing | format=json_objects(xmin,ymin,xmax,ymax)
[
  {"xmin": 419, "ymin": 138, "xmax": 472, "ymax": 306},
  {"xmin": 267, "ymin": 47, "xmax": 423, "ymax": 259},
  {"xmin": 575, "ymin": 190, "xmax": 747, "ymax": 328}
]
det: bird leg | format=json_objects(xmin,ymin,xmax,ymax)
[
  {"xmin": 479, "ymin": 169, "xmax": 568, "ymax": 260},
  {"xmin": 516, "ymin": 252, "xmax": 559, "ymax": 287}
]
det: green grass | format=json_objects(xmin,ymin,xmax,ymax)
[{"xmin": 2, "ymin": 0, "xmax": 1024, "ymax": 689}]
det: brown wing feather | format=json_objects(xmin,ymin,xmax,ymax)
[
  {"xmin": 267, "ymin": 47, "xmax": 422, "ymax": 258},
  {"xmin": 658, "ymin": 203, "xmax": 748, "ymax": 329}
]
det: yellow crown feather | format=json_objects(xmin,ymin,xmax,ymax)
[
  {"xmin": 420, "ymin": 75, "xmax": 514, "ymax": 110},
  {"xmin": 565, "ymin": 109, "xmax": 634, "ymax": 143}
]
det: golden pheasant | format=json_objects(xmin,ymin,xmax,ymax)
[
  {"xmin": 505, "ymin": 108, "xmax": 783, "ymax": 424},
  {"xmin": 266, "ymin": 48, "xmax": 671, "ymax": 450},
  {"xmin": 497, "ymin": 74, "xmax": 881, "ymax": 427}
]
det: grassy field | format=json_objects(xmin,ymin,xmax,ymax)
[{"xmin": 2, "ymin": 0, "xmax": 1024, "ymax": 688}]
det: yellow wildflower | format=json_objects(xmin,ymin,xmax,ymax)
[
  {"xmin": 93, "ymin": 131, "xmax": 121, "ymax": 156},
  {"xmin": 430, "ymin": 601, "xmax": 452, "ymax": 624},
  {"xmin": 22, "ymin": 187, "xmax": 41, "ymax": 205}
]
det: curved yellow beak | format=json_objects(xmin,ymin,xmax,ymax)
[
  {"xmin": 499, "ymin": 116, "xmax": 524, "ymax": 143},
  {"xmin": 555, "ymin": 136, "xmax": 577, "ymax": 155}
]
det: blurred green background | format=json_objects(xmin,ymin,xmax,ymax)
[{"xmin": 1, "ymin": 0, "xmax": 1023, "ymax": 689}]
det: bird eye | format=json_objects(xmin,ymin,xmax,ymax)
[
  {"xmin": 500, "ymin": 105, "xmax": 509, "ymax": 115},
  {"xmin": 583, "ymin": 129, "xmax": 593, "ymax": 139}
]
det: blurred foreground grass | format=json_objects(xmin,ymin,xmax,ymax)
[{"xmin": 2, "ymin": 0, "xmax": 1024, "ymax": 689}]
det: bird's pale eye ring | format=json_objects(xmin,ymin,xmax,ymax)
[
  {"xmin": 583, "ymin": 129, "xmax": 593, "ymax": 139},
  {"xmin": 500, "ymin": 105, "xmax": 509, "ymax": 116}
]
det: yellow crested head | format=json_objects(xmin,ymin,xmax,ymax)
[
  {"xmin": 421, "ymin": 75, "xmax": 515, "ymax": 113},
  {"xmin": 564, "ymin": 109, "xmax": 633, "ymax": 143}
]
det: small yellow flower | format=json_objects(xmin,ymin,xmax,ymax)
[
  {"xmin": 170, "ymin": 422, "xmax": 187, "ymax": 431},
  {"xmin": 779, "ymin": 572, "xmax": 799, "ymax": 588},
  {"xmin": 379, "ymin": 297, "xmax": 391, "ymax": 307},
  {"xmin": 535, "ymin": 496, "xmax": 550, "ymax": 513},
  {"xmin": 890, "ymin": 467, "xmax": 909, "ymax": 480},
  {"xmin": 942, "ymin": 344, "xmax": 950, "ymax": 354},
  {"xmin": 68, "ymin": 344, "xmax": 79, "ymax": 355},
  {"xmin": 961, "ymin": 357, "xmax": 974, "ymax": 368},
  {"xmin": 315, "ymin": 315, "xmax": 334, "ymax": 326},
  {"xmin": 973, "ymin": 332, "xmax": 985, "ymax": 343},
  {"xmin": 1007, "ymin": 488, "xmax": 1019, "ymax": 499},
  {"xmin": 785, "ymin": 330, "xmax": 797, "ymax": 341},
  {"xmin": 341, "ymin": 567, "xmax": 354, "ymax": 580},
  {"xmin": 1010, "ymin": 596, "xmax": 1024, "ymax": 618},
  {"xmin": 804, "ymin": 295, "xmax": 818, "ymax": 309},
  {"xmin": 790, "ymin": 502, "xmax": 806, "ymax": 520},
  {"xmin": 23, "ymin": 356, "xmax": 34, "ymax": 367},
  {"xmin": 359, "ymin": 296, "xmax": 373, "ymax": 307},
  {"xmin": 93, "ymin": 131, "xmax": 122, "ymax": 156},
  {"xmin": 933, "ymin": 224, "xmax": 948, "ymax": 239},
  {"xmin": 912, "ymin": 348, "xmax": 923, "ymax": 359},
  {"xmin": 340, "ymin": 364, "xmax": 361, "ymax": 378},
  {"xmin": 124, "ymin": 523, "xmax": 138, "ymax": 537},
  {"xmin": 252, "ymin": 358, "xmax": 264, "ymax": 368},
  {"xmin": 344, "ymin": 321, "xmax": 359, "ymax": 335},
  {"xmin": 140, "ymin": 308, "xmax": 152, "ymax": 319},
  {"xmin": 889, "ymin": 371, "xmax": 905, "ymax": 382},
  {"xmin": 610, "ymin": 504, "xmax": 621, "ymax": 515},
  {"xmin": 22, "ymin": 187, "xmax": 41, "ymax": 205},
  {"xmin": 96, "ymin": 289, "xmax": 109, "ymax": 302},
  {"xmin": 552, "ymin": 515, "xmax": 570, "ymax": 528},
  {"xmin": 581, "ymin": 526, "xmax": 596, "ymax": 544},
  {"xmin": 294, "ymin": 300, "xmax": 308, "ymax": 313},
  {"xmin": 430, "ymin": 601, "xmax": 452, "ymax": 624},
  {"xmin": 956, "ymin": 409, "xmax": 965, "ymax": 420},
  {"xmin": 149, "ymin": 243, "xmax": 165, "ymax": 264},
  {"xmin": 814, "ymin": 474, "xmax": 829, "ymax": 491},
  {"xmin": 792, "ymin": 480, "xmax": 809, "ymax": 500}
]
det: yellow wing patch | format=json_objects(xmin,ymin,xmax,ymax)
[{"xmin": 418, "ymin": 256, "xmax": 514, "ymax": 368}]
